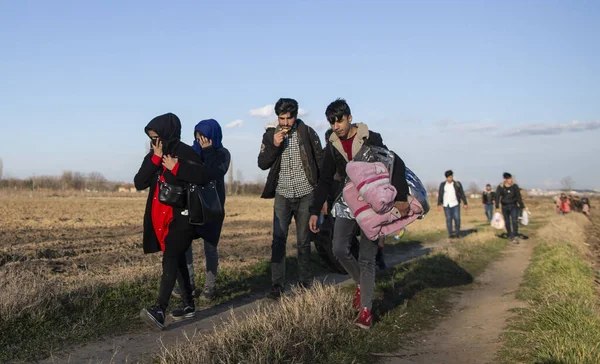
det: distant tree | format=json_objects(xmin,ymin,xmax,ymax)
[
  {"xmin": 235, "ymin": 169, "xmax": 244, "ymax": 195},
  {"xmin": 88, "ymin": 172, "xmax": 107, "ymax": 191},
  {"xmin": 72, "ymin": 172, "xmax": 86, "ymax": 190},
  {"xmin": 0, "ymin": 157, "xmax": 3, "ymax": 180},
  {"xmin": 561, "ymin": 176, "xmax": 574, "ymax": 191},
  {"xmin": 468, "ymin": 182, "xmax": 480, "ymax": 195},
  {"xmin": 61, "ymin": 171, "xmax": 73, "ymax": 189}
]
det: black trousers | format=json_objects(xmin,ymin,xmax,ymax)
[
  {"xmin": 157, "ymin": 236, "xmax": 194, "ymax": 310},
  {"xmin": 502, "ymin": 205, "xmax": 519, "ymax": 239}
]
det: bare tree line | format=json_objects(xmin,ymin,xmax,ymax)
[{"xmin": 0, "ymin": 171, "xmax": 115, "ymax": 191}]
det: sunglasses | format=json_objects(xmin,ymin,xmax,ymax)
[{"xmin": 149, "ymin": 136, "xmax": 160, "ymax": 146}]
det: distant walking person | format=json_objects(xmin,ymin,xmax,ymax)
[
  {"xmin": 258, "ymin": 98, "xmax": 323, "ymax": 299},
  {"xmin": 582, "ymin": 197, "xmax": 591, "ymax": 218},
  {"xmin": 495, "ymin": 173, "xmax": 526, "ymax": 244},
  {"xmin": 482, "ymin": 184, "xmax": 496, "ymax": 222},
  {"xmin": 437, "ymin": 170, "xmax": 468, "ymax": 239},
  {"xmin": 557, "ymin": 193, "xmax": 571, "ymax": 214}
]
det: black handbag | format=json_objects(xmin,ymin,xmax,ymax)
[
  {"xmin": 188, "ymin": 181, "xmax": 224, "ymax": 225},
  {"xmin": 157, "ymin": 176, "xmax": 187, "ymax": 208}
]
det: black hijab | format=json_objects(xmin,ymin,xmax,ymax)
[{"xmin": 144, "ymin": 113, "xmax": 182, "ymax": 156}]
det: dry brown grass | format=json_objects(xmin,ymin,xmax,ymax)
[
  {"xmin": 157, "ymin": 282, "xmax": 354, "ymax": 364},
  {"xmin": 0, "ymin": 191, "xmax": 557, "ymax": 321},
  {"xmin": 0, "ymin": 192, "xmax": 275, "ymax": 318}
]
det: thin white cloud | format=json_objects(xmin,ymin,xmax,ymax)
[
  {"xmin": 309, "ymin": 120, "xmax": 330, "ymax": 132},
  {"xmin": 249, "ymin": 104, "xmax": 309, "ymax": 119},
  {"xmin": 249, "ymin": 104, "xmax": 274, "ymax": 119},
  {"xmin": 435, "ymin": 119, "xmax": 499, "ymax": 133},
  {"xmin": 298, "ymin": 108, "xmax": 309, "ymax": 117},
  {"xmin": 225, "ymin": 119, "xmax": 244, "ymax": 129},
  {"xmin": 499, "ymin": 120, "xmax": 600, "ymax": 137}
]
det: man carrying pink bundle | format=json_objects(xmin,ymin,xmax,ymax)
[
  {"xmin": 343, "ymin": 161, "xmax": 424, "ymax": 241},
  {"xmin": 309, "ymin": 99, "xmax": 410, "ymax": 330}
]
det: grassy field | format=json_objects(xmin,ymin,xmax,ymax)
[
  {"xmin": 0, "ymin": 189, "xmax": 567, "ymax": 361},
  {"xmin": 0, "ymin": 189, "xmax": 450, "ymax": 361},
  {"xmin": 498, "ymin": 213, "xmax": 600, "ymax": 363},
  {"xmin": 156, "ymin": 201, "xmax": 559, "ymax": 363}
]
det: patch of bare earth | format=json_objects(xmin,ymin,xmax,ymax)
[{"xmin": 382, "ymin": 238, "xmax": 534, "ymax": 364}]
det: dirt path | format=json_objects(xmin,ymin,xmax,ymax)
[
  {"xmin": 40, "ymin": 238, "xmax": 451, "ymax": 364},
  {"xmin": 381, "ymin": 239, "xmax": 535, "ymax": 364}
]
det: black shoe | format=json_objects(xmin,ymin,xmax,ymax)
[
  {"xmin": 198, "ymin": 287, "xmax": 217, "ymax": 302},
  {"xmin": 266, "ymin": 284, "xmax": 283, "ymax": 300},
  {"xmin": 140, "ymin": 305, "xmax": 165, "ymax": 330},
  {"xmin": 170, "ymin": 304, "xmax": 196, "ymax": 321}
]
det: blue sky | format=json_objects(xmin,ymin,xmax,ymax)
[{"xmin": 1, "ymin": 0, "xmax": 599, "ymax": 190}]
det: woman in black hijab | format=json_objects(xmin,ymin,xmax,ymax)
[{"xmin": 134, "ymin": 113, "xmax": 217, "ymax": 330}]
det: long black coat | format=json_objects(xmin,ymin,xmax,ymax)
[
  {"xmin": 193, "ymin": 145, "xmax": 230, "ymax": 245},
  {"xmin": 134, "ymin": 113, "xmax": 216, "ymax": 254}
]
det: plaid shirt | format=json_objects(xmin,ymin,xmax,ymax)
[{"xmin": 276, "ymin": 128, "xmax": 314, "ymax": 199}]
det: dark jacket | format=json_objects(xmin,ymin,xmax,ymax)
[
  {"xmin": 310, "ymin": 123, "xmax": 409, "ymax": 216},
  {"xmin": 193, "ymin": 146, "xmax": 230, "ymax": 245},
  {"xmin": 258, "ymin": 119, "xmax": 323, "ymax": 199},
  {"xmin": 482, "ymin": 190, "xmax": 496, "ymax": 205},
  {"xmin": 134, "ymin": 113, "xmax": 216, "ymax": 254},
  {"xmin": 495, "ymin": 184, "xmax": 525, "ymax": 209},
  {"xmin": 191, "ymin": 119, "xmax": 231, "ymax": 245},
  {"xmin": 437, "ymin": 181, "xmax": 468, "ymax": 206}
]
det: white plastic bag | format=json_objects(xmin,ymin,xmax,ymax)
[
  {"xmin": 491, "ymin": 212, "xmax": 505, "ymax": 230},
  {"xmin": 520, "ymin": 210, "xmax": 530, "ymax": 226}
]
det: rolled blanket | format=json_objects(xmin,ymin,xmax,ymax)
[
  {"xmin": 343, "ymin": 181, "xmax": 424, "ymax": 241},
  {"xmin": 346, "ymin": 161, "xmax": 397, "ymax": 213}
]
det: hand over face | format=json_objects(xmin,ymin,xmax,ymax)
[{"xmin": 162, "ymin": 155, "xmax": 178, "ymax": 171}]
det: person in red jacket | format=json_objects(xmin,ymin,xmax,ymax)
[
  {"xmin": 557, "ymin": 193, "xmax": 571, "ymax": 214},
  {"xmin": 134, "ymin": 113, "xmax": 219, "ymax": 330}
]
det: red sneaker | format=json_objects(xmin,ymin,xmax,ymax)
[
  {"xmin": 355, "ymin": 307, "xmax": 373, "ymax": 329},
  {"xmin": 353, "ymin": 285, "xmax": 361, "ymax": 310}
]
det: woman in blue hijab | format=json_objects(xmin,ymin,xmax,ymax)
[{"xmin": 172, "ymin": 119, "xmax": 231, "ymax": 302}]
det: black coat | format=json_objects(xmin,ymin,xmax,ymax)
[
  {"xmin": 437, "ymin": 181, "xmax": 468, "ymax": 206},
  {"xmin": 134, "ymin": 113, "xmax": 217, "ymax": 254},
  {"xmin": 495, "ymin": 184, "xmax": 525, "ymax": 209},
  {"xmin": 257, "ymin": 119, "xmax": 323, "ymax": 199},
  {"xmin": 482, "ymin": 190, "xmax": 497, "ymax": 205},
  {"xmin": 193, "ymin": 145, "xmax": 230, "ymax": 245}
]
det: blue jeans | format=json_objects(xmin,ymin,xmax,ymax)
[
  {"xmin": 271, "ymin": 192, "xmax": 313, "ymax": 286},
  {"xmin": 484, "ymin": 204, "xmax": 494, "ymax": 222},
  {"xmin": 175, "ymin": 238, "xmax": 219, "ymax": 292},
  {"xmin": 444, "ymin": 205, "xmax": 461, "ymax": 236}
]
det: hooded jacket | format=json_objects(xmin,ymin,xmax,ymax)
[
  {"xmin": 191, "ymin": 119, "xmax": 231, "ymax": 245},
  {"xmin": 134, "ymin": 113, "xmax": 218, "ymax": 254},
  {"xmin": 257, "ymin": 119, "xmax": 323, "ymax": 199},
  {"xmin": 309, "ymin": 123, "xmax": 409, "ymax": 217}
]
